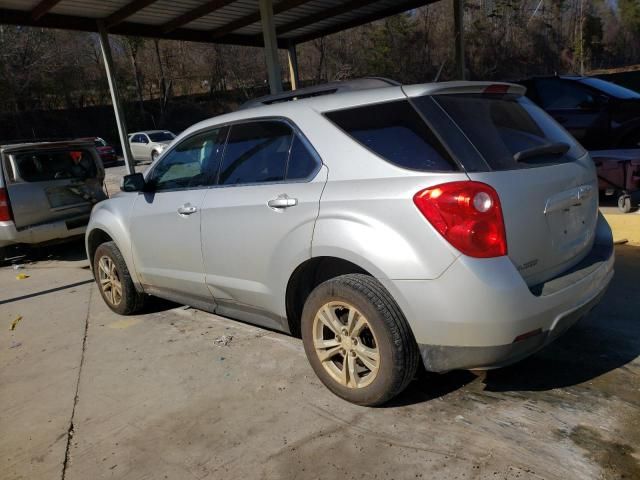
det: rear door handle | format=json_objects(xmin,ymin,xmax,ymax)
[
  {"xmin": 177, "ymin": 204, "xmax": 198, "ymax": 216},
  {"xmin": 268, "ymin": 195, "xmax": 298, "ymax": 209}
]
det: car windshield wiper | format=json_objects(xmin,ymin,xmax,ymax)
[{"xmin": 513, "ymin": 142, "xmax": 570, "ymax": 163}]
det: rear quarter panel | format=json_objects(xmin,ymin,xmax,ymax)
[{"xmin": 292, "ymin": 109, "xmax": 466, "ymax": 280}]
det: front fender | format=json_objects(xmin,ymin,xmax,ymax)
[{"xmin": 85, "ymin": 194, "xmax": 141, "ymax": 290}]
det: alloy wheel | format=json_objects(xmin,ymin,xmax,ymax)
[
  {"xmin": 98, "ymin": 255, "xmax": 123, "ymax": 306},
  {"xmin": 312, "ymin": 301, "xmax": 380, "ymax": 389}
]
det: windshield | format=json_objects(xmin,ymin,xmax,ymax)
[
  {"xmin": 579, "ymin": 77, "xmax": 640, "ymax": 99},
  {"xmin": 148, "ymin": 132, "xmax": 175, "ymax": 142},
  {"xmin": 425, "ymin": 94, "xmax": 586, "ymax": 171}
]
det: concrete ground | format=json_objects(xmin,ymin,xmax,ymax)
[{"xmin": 0, "ymin": 166, "xmax": 639, "ymax": 479}]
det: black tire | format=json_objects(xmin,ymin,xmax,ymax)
[
  {"xmin": 618, "ymin": 194, "xmax": 633, "ymax": 214},
  {"xmin": 301, "ymin": 274, "xmax": 419, "ymax": 406},
  {"xmin": 93, "ymin": 241, "xmax": 146, "ymax": 315}
]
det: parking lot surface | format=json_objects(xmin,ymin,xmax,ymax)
[{"xmin": 1, "ymin": 194, "xmax": 639, "ymax": 480}]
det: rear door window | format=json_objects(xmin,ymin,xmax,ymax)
[
  {"xmin": 427, "ymin": 94, "xmax": 587, "ymax": 171},
  {"xmin": 324, "ymin": 100, "xmax": 456, "ymax": 172},
  {"xmin": 14, "ymin": 149, "xmax": 98, "ymax": 182}
]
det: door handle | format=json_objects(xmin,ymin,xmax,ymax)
[
  {"xmin": 268, "ymin": 195, "xmax": 298, "ymax": 209},
  {"xmin": 177, "ymin": 204, "xmax": 198, "ymax": 216}
]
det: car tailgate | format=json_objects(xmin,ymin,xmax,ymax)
[{"xmin": 4, "ymin": 147, "xmax": 106, "ymax": 229}]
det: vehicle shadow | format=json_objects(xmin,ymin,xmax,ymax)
[
  {"xmin": 3, "ymin": 237, "xmax": 88, "ymax": 265},
  {"xmin": 395, "ymin": 244, "xmax": 640, "ymax": 405}
]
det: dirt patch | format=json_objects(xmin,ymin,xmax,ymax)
[{"xmin": 566, "ymin": 425, "xmax": 639, "ymax": 479}]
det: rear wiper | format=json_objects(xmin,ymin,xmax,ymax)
[{"xmin": 513, "ymin": 142, "xmax": 570, "ymax": 163}]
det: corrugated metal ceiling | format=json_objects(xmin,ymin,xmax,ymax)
[{"xmin": 0, "ymin": 0, "xmax": 440, "ymax": 47}]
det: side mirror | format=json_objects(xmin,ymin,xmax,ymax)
[{"xmin": 121, "ymin": 172, "xmax": 146, "ymax": 192}]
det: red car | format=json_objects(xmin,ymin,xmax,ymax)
[{"xmin": 78, "ymin": 137, "xmax": 118, "ymax": 166}]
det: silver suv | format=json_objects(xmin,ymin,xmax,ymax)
[
  {"xmin": 1, "ymin": 141, "xmax": 106, "ymax": 261},
  {"xmin": 86, "ymin": 81, "xmax": 614, "ymax": 406}
]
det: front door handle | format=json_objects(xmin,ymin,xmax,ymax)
[
  {"xmin": 178, "ymin": 204, "xmax": 198, "ymax": 216},
  {"xmin": 268, "ymin": 195, "xmax": 298, "ymax": 209}
]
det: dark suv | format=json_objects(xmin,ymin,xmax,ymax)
[{"xmin": 518, "ymin": 76, "xmax": 640, "ymax": 149}]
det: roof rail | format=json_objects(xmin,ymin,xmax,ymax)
[{"xmin": 239, "ymin": 77, "xmax": 401, "ymax": 110}]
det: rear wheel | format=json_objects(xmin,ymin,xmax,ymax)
[
  {"xmin": 94, "ymin": 241, "xmax": 145, "ymax": 315},
  {"xmin": 301, "ymin": 274, "xmax": 419, "ymax": 406}
]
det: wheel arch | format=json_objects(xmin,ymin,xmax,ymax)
[{"xmin": 285, "ymin": 256, "xmax": 373, "ymax": 337}]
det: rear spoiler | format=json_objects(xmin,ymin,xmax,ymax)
[{"xmin": 402, "ymin": 81, "xmax": 526, "ymax": 98}]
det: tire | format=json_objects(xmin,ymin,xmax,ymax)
[
  {"xmin": 618, "ymin": 194, "xmax": 633, "ymax": 214},
  {"xmin": 301, "ymin": 274, "xmax": 419, "ymax": 406},
  {"xmin": 151, "ymin": 150, "xmax": 160, "ymax": 163},
  {"xmin": 93, "ymin": 241, "xmax": 146, "ymax": 315}
]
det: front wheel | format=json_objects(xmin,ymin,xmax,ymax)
[
  {"xmin": 301, "ymin": 274, "xmax": 419, "ymax": 406},
  {"xmin": 151, "ymin": 150, "xmax": 160, "ymax": 163},
  {"xmin": 94, "ymin": 241, "xmax": 146, "ymax": 315}
]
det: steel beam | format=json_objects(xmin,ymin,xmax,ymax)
[
  {"xmin": 105, "ymin": 0, "xmax": 158, "ymax": 28},
  {"xmin": 97, "ymin": 22, "xmax": 136, "ymax": 175},
  {"xmin": 31, "ymin": 0, "xmax": 63, "ymax": 21},
  {"xmin": 259, "ymin": 0, "xmax": 283, "ymax": 94},
  {"xmin": 161, "ymin": 0, "xmax": 237, "ymax": 34},
  {"xmin": 287, "ymin": 43, "xmax": 300, "ymax": 90}
]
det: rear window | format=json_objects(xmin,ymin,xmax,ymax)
[
  {"xmin": 14, "ymin": 149, "xmax": 97, "ymax": 182},
  {"xmin": 428, "ymin": 94, "xmax": 586, "ymax": 170},
  {"xmin": 148, "ymin": 131, "xmax": 175, "ymax": 142},
  {"xmin": 324, "ymin": 100, "xmax": 456, "ymax": 172}
]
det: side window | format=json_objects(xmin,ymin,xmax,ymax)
[
  {"xmin": 286, "ymin": 135, "xmax": 318, "ymax": 180},
  {"xmin": 150, "ymin": 129, "xmax": 224, "ymax": 191},
  {"xmin": 536, "ymin": 79, "xmax": 595, "ymax": 109},
  {"xmin": 141, "ymin": 135, "xmax": 150, "ymax": 144},
  {"xmin": 130, "ymin": 135, "xmax": 139, "ymax": 143},
  {"xmin": 324, "ymin": 100, "xmax": 456, "ymax": 171},
  {"xmin": 219, "ymin": 121, "xmax": 292, "ymax": 185}
]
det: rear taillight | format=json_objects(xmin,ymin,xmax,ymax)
[
  {"xmin": 413, "ymin": 181, "xmax": 507, "ymax": 258},
  {"xmin": 0, "ymin": 188, "xmax": 12, "ymax": 222}
]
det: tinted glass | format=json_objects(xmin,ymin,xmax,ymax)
[
  {"xmin": 14, "ymin": 149, "xmax": 97, "ymax": 182},
  {"xmin": 536, "ymin": 79, "xmax": 595, "ymax": 109},
  {"xmin": 431, "ymin": 94, "xmax": 587, "ymax": 170},
  {"xmin": 579, "ymin": 77, "xmax": 640, "ymax": 99},
  {"xmin": 219, "ymin": 122, "xmax": 292, "ymax": 185},
  {"xmin": 148, "ymin": 131, "xmax": 175, "ymax": 142},
  {"xmin": 324, "ymin": 100, "xmax": 455, "ymax": 171},
  {"xmin": 150, "ymin": 129, "xmax": 224, "ymax": 191},
  {"xmin": 286, "ymin": 136, "xmax": 318, "ymax": 180}
]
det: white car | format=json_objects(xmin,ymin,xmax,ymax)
[{"xmin": 128, "ymin": 130, "xmax": 175, "ymax": 163}]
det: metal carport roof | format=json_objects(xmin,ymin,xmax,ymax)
[
  {"xmin": 0, "ymin": 0, "xmax": 464, "ymax": 176},
  {"xmin": 0, "ymin": 0, "xmax": 441, "ymax": 47}
]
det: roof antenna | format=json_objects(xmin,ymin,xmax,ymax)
[{"xmin": 434, "ymin": 60, "xmax": 446, "ymax": 82}]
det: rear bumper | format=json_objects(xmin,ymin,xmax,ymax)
[
  {"xmin": 382, "ymin": 216, "xmax": 615, "ymax": 372},
  {"xmin": 0, "ymin": 217, "xmax": 89, "ymax": 248},
  {"xmin": 417, "ymin": 285, "xmax": 608, "ymax": 372}
]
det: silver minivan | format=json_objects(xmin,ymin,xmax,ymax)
[
  {"xmin": 86, "ymin": 81, "xmax": 614, "ymax": 406},
  {"xmin": 1, "ymin": 141, "xmax": 107, "ymax": 260}
]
